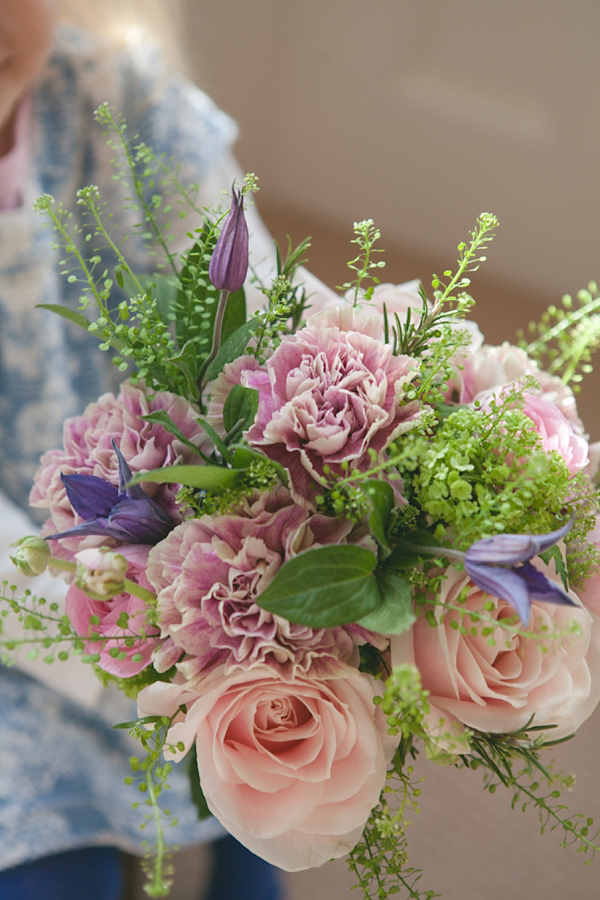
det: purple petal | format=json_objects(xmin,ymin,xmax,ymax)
[
  {"xmin": 209, "ymin": 185, "xmax": 249, "ymax": 292},
  {"xmin": 111, "ymin": 439, "xmax": 147, "ymax": 500},
  {"xmin": 45, "ymin": 518, "xmax": 115, "ymax": 541},
  {"xmin": 60, "ymin": 473, "xmax": 119, "ymax": 519},
  {"xmin": 465, "ymin": 560, "xmax": 533, "ymax": 625},
  {"xmin": 107, "ymin": 496, "xmax": 174, "ymax": 544},
  {"xmin": 516, "ymin": 561, "xmax": 576, "ymax": 608},
  {"xmin": 465, "ymin": 518, "xmax": 574, "ymax": 566}
]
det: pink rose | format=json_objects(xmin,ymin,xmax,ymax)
[
  {"xmin": 138, "ymin": 665, "xmax": 395, "ymax": 870},
  {"xmin": 391, "ymin": 562, "xmax": 600, "ymax": 737},
  {"xmin": 519, "ymin": 392, "xmax": 588, "ymax": 474},
  {"xmin": 244, "ymin": 307, "xmax": 421, "ymax": 504},
  {"xmin": 578, "ymin": 516, "xmax": 600, "ymax": 618},
  {"xmin": 449, "ymin": 342, "xmax": 582, "ymax": 429},
  {"xmin": 65, "ymin": 545, "xmax": 161, "ymax": 677}
]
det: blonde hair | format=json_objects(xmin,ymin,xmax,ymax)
[{"xmin": 59, "ymin": 0, "xmax": 186, "ymax": 73}]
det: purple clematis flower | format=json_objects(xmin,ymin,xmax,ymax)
[
  {"xmin": 464, "ymin": 519, "xmax": 576, "ymax": 626},
  {"xmin": 209, "ymin": 184, "xmax": 249, "ymax": 293},
  {"xmin": 45, "ymin": 441, "xmax": 174, "ymax": 545}
]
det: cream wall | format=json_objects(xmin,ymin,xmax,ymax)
[{"xmin": 182, "ymin": 0, "xmax": 599, "ymax": 299}]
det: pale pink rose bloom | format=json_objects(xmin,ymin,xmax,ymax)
[
  {"xmin": 519, "ymin": 392, "xmax": 589, "ymax": 474},
  {"xmin": 30, "ymin": 381, "xmax": 209, "ymax": 560},
  {"xmin": 137, "ymin": 665, "xmax": 396, "ymax": 871},
  {"xmin": 449, "ymin": 342, "xmax": 582, "ymax": 430},
  {"xmin": 244, "ymin": 307, "xmax": 421, "ymax": 505},
  {"xmin": 391, "ymin": 562, "xmax": 600, "ymax": 738},
  {"xmin": 65, "ymin": 545, "xmax": 161, "ymax": 677},
  {"xmin": 147, "ymin": 487, "xmax": 379, "ymax": 679},
  {"xmin": 476, "ymin": 387, "xmax": 589, "ymax": 476}
]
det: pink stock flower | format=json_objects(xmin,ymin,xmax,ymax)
[
  {"xmin": 147, "ymin": 487, "xmax": 378, "ymax": 679},
  {"xmin": 391, "ymin": 561, "xmax": 600, "ymax": 738},
  {"xmin": 244, "ymin": 307, "xmax": 421, "ymax": 505},
  {"xmin": 137, "ymin": 665, "xmax": 396, "ymax": 871},
  {"xmin": 30, "ymin": 381, "xmax": 209, "ymax": 560},
  {"xmin": 65, "ymin": 545, "xmax": 161, "ymax": 677}
]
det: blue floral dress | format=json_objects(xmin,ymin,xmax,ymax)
[{"xmin": 0, "ymin": 26, "xmax": 235, "ymax": 868}]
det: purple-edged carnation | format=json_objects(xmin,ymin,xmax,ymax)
[
  {"xmin": 147, "ymin": 486, "xmax": 381, "ymax": 681},
  {"xmin": 243, "ymin": 307, "xmax": 422, "ymax": 505},
  {"xmin": 30, "ymin": 381, "xmax": 209, "ymax": 560}
]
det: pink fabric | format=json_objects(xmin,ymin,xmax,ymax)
[{"xmin": 0, "ymin": 94, "xmax": 30, "ymax": 210}]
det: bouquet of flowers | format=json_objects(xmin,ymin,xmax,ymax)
[{"xmin": 3, "ymin": 106, "xmax": 600, "ymax": 898}]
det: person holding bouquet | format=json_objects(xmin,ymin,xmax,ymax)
[{"xmin": 0, "ymin": 1, "xmax": 281, "ymax": 897}]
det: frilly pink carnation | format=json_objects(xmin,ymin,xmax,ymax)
[
  {"xmin": 448, "ymin": 342, "xmax": 583, "ymax": 430},
  {"xmin": 137, "ymin": 664, "xmax": 396, "ymax": 871},
  {"xmin": 65, "ymin": 545, "xmax": 161, "ymax": 677},
  {"xmin": 391, "ymin": 561, "xmax": 600, "ymax": 738},
  {"xmin": 244, "ymin": 307, "xmax": 421, "ymax": 505},
  {"xmin": 30, "ymin": 381, "xmax": 209, "ymax": 560},
  {"xmin": 147, "ymin": 487, "xmax": 380, "ymax": 679},
  {"xmin": 204, "ymin": 354, "xmax": 263, "ymax": 438}
]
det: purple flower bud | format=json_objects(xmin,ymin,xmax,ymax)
[
  {"xmin": 209, "ymin": 184, "xmax": 249, "ymax": 292},
  {"xmin": 464, "ymin": 519, "xmax": 576, "ymax": 626},
  {"xmin": 45, "ymin": 441, "xmax": 174, "ymax": 545}
]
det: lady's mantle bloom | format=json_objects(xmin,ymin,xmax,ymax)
[
  {"xmin": 30, "ymin": 381, "xmax": 209, "ymax": 560},
  {"xmin": 244, "ymin": 307, "xmax": 421, "ymax": 504},
  {"xmin": 392, "ymin": 560, "xmax": 600, "ymax": 738},
  {"xmin": 137, "ymin": 665, "xmax": 396, "ymax": 871},
  {"xmin": 65, "ymin": 545, "xmax": 160, "ymax": 677},
  {"xmin": 464, "ymin": 520, "xmax": 576, "ymax": 626},
  {"xmin": 147, "ymin": 487, "xmax": 376, "ymax": 679}
]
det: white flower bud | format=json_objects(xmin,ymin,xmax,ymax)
[{"xmin": 10, "ymin": 536, "xmax": 51, "ymax": 576}]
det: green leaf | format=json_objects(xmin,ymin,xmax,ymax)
[
  {"xmin": 356, "ymin": 570, "xmax": 415, "ymax": 634},
  {"xmin": 220, "ymin": 288, "xmax": 246, "ymax": 343},
  {"xmin": 166, "ymin": 339, "xmax": 201, "ymax": 400},
  {"xmin": 203, "ymin": 318, "xmax": 261, "ymax": 383},
  {"xmin": 223, "ymin": 385, "xmax": 259, "ymax": 435},
  {"xmin": 256, "ymin": 545, "xmax": 381, "ymax": 627},
  {"xmin": 127, "ymin": 464, "xmax": 240, "ymax": 491},
  {"xmin": 359, "ymin": 479, "xmax": 395, "ymax": 550},
  {"xmin": 175, "ymin": 230, "xmax": 219, "ymax": 350},
  {"xmin": 36, "ymin": 304, "xmax": 91, "ymax": 331},
  {"xmin": 140, "ymin": 410, "xmax": 210, "ymax": 461},
  {"xmin": 230, "ymin": 446, "xmax": 288, "ymax": 486},
  {"xmin": 388, "ymin": 529, "xmax": 442, "ymax": 570},
  {"xmin": 188, "ymin": 745, "xmax": 212, "ymax": 820},
  {"xmin": 195, "ymin": 417, "xmax": 233, "ymax": 464},
  {"xmin": 539, "ymin": 544, "xmax": 569, "ymax": 591}
]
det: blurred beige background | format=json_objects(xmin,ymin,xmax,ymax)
[
  {"xmin": 179, "ymin": 0, "xmax": 600, "ymax": 437},
  {"xmin": 131, "ymin": 4, "xmax": 600, "ymax": 898}
]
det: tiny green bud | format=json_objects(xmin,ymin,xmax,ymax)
[{"xmin": 10, "ymin": 536, "xmax": 51, "ymax": 576}]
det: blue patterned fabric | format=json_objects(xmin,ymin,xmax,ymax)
[{"xmin": 0, "ymin": 26, "xmax": 237, "ymax": 869}]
